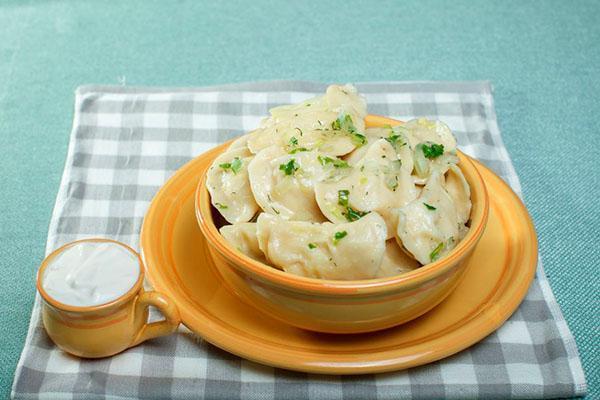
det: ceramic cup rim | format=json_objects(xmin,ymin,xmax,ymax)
[
  {"xmin": 36, "ymin": 238, "xmax": 145, "ymax": 313},
  {"xmin": 196, "ymin": 144, "xmax": 490, "ymax": 296}
]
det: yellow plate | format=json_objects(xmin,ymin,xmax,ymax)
[{"xmin": 140, "ymin": 146, "xmax": 537, "ymax": 375}]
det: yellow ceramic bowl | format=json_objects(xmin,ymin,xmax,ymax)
[{"xmin": 195, "ymin": 115, "xmax": 490, "ymax": 334}]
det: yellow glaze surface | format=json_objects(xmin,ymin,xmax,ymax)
[
  {"xmin": 141, "ymin": 115, "xmax": 537, "ymax": 374},
  {"xmin": 37, "ymin": 238, "xmax": 181, "ymax": 358}
]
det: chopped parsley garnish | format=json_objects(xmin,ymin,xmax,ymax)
[
  {"xmin": 429, "ymin": 242, "xmax": 445, "ymax": 262},
  {"xmin": 331, "ymin": 113, "xmax": 367, "ymax": 146},
  {"xmin": 385, "ymin": 134, "xmax": 405, "ymax": 148},
  {"xmin": 214, "ymin": 202, "xmax": 228, "ymax": 210},
  {"xmin": 338, "ymin": 190, "xmax": 349, "ymax": 207},
  {"xmin": 317, "ymin": 155, "xmax": 349, "ymax": 168},
  {"xmin": 422, "ymin": 143, "xmax": 444, "ymax": 159},
  {"xmin": 336, "ymin": 189, "xmax": 369, "ymax": 221},
  {"xmin": 343, "ymin": 207, "xmax": 370, "ymax": 222},
  {"xmin": 423, "ymin": 202, "xmax": 436, "ymax": 210},
  {"xmin": 350, "ymin": 132, "xmax": 367, "ymax": 146},
  {"xmin": 279, "ymin": 159, "xmax": 299, "ymax": 176},
  {"xmin": 308, "ymin": 243, "xmax": 317, "ymax": 249},
  {"xmin": 331, "ymin": 117, "xmax": 342, "ymax": 130},
  {"xmin": 287, "ymin": 135, "xmax": 310, "ymax": 154},
  {"xmin": 333, "ymin": 230, "xmax": 348, "ymax": 244},
  {"xmin": 230, "ymin": 157, "xmax": 243, "ymax": 173},
  {"xmin": 289, "ymin": 147, "xmax": 309, "ymax": 154},
  {"xmin": 219, "ymin": 157, "xmax": 243, "ymax": 174}
]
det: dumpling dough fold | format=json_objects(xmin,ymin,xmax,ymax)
[
  {"xmin": 219, "ymin": 223, "xmax": 267, "ymax": 264},
  {"xmin": 396, "ymin": 171, "xmax": 460, "ymax": 264},
  {"xmin": 246, "ymin": 84, "xmax": 367, "ymax": 156},
  {"xmin": 207, "ymin": 147, "xmax": 259, "ymax": 224},
  {"xmin": 256, "ymin": 212, "xmax": 387, "ymax": 280},
  {"xmin": 248, "ymin": 146, "xmax": 334, "ymax": 221},
  {"xmin": 315, "ymin": 139, "xmax": 418, "ymax": 239}
]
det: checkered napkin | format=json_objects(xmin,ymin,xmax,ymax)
[{"xmin": 12, "ymin": 81, "xmax": 587, "ymax": 399}]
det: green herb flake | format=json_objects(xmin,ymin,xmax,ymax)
[
  {"xmin": 289, "ymin": 147, "xmax": 310, "ymax": 154},
  {"xmin": 230, "ymin": 157, "xmax": 243, "ymax": 174},
  {"xmin": 331, "ymin": 114, "xmax": 366, "ymax": 147},
  {"xmin": 350, "ymin": 132, "xmax": 367, "ymax": 146},
  {"xmin": 215, "ymin": 202, "xmax": 228, "ymax": 210},
  {"xmin": 338, "ymin": 190, "xmax": 349, "ymax": 207},
  {"xmin": 308, "ymin": 243, "xmax": 317, "ymax": 249},
  {"xmin": 422, "ymin": 143, "xmax": 444, "ymax": 159},
  {"xmin": 279, "ymin": 159, "xmax": 299, "ymax": 176},
  {"xmin": 423, "ymin": 202, "xmax": 437, "ymax": 210},
  {"xmin": 429, "ymin": 242, "xmax": 445, "ymax": 262},
  {"xmin": 289, "ymin": 136, "xmax": 299, "ymax": 146},
  {"xmin": 333, "ymin": 230, "xmax": 348, "ymax": 244},
  {"xmin": 317, "ymin": 155, "xmax": 349, "ymax": 169},
  {"xmin": 331, "ymin": 118, "xmax": 341, "ymax": 130},
  {"xmin": 344, "ymin": 207, "xmax": 370, "ymax": 222},
  {"xmin": 219, "ymin": 157, "xmax": 243, "ymax": 174},
  {"xmin": 385, "ymin": 134, "xmax": 405, "ymax": 148}
]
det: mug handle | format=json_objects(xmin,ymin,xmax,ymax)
[{"xmin": 131, "ymin": 291, "xmax": 180, "ymax": 346}]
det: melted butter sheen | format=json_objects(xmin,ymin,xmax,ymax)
[{"xmin": 42, "ymin": 242, "xmax": 140, "ymax": 307}]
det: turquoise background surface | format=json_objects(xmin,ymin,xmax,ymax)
[{"xmin": 1, "ymin": 0, "xmax": 597, "ymax": 398}]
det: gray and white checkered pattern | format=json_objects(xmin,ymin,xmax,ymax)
[{"xmin": 12, "ymin": 81, "xmax": 586, "ymax": 399}]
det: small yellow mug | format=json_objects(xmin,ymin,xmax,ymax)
[{"xmin": 36, "ymin": 238, "xmax": 181, "ymax": 358}]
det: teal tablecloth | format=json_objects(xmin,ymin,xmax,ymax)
[{"xmin": 0, "ymin": 1, "xmax": 597, "ymax": 398}]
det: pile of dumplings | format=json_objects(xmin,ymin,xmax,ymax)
[{"xmin": 207, "ymin": 84, "xmax": 471, "ymax": 281}]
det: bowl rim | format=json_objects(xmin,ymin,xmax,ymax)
[{"xmin": 195, "ymin": 115, "xmax": 490, "ymax": 295}]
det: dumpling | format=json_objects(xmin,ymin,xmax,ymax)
[
  {"xmin": 395, "ymin": 171, "xmax": 460, "ymax": 265},
  {"xmin": 256, "ymin": 212, "xmax": 387, "ymax": 280},
  {"xmin": 247, "ymin": 146, "xmax": 339, "ymax": 221},
  {"xmin": 246, "ymin": 84, "xmax": 367, "ymax": 156},
  {"xmin": 323, "ymin": 83, "xmax": 368, "ymax": 123},
  {"xmin": 375, "ymin": 240, "xmax": 420, "ymax": 278},
  {"xmin": 412, "ymin": 148, "xmax": 460, "ymax": 185},
  {"xmin": 315, "ymin": 139, "xmax": 418, "ymax": 239},
  {"xmin": 219, "ymin": 223, "xmax": 267, "ymax": 264},
  {"xmin": 228, "ymin": 134, "xmax": 250, "ymax": 151},
  {"xmin": 345, "ymin": 126, "xmax": 414, "ymax": 176},
  {"xmin": 207, "ymin": 147, "xmax": 259, "ymax": 224},
  {"xmin": 403, "ymin": 118, "xmax": 457, "ymax": 152},
  {"xmin": 444, "ymin": 165, "xmax": 472, "ymax": 225},
  {"xmin": 402, "ymin": 118, "xmax": 459, "ymax": 184}
]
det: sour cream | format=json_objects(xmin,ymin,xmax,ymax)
[{"xmin": 42, "ymin": 241, "xmax": 140, "ymax": 307}]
